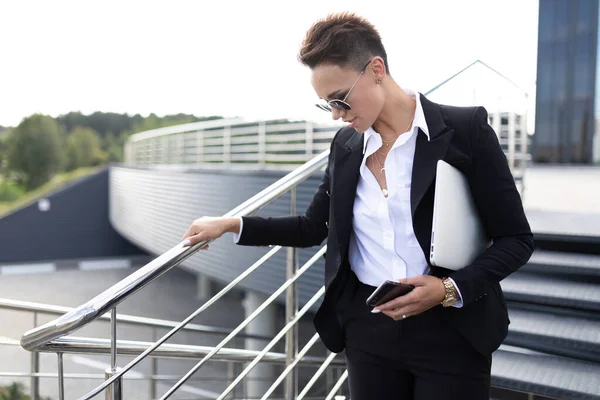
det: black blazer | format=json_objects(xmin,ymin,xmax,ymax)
[{"xmin": 238, "ymin": 94, "xmax": 534, "ymax": 356}]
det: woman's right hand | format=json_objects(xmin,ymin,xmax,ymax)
[{"xmin": 182, "ymin": 216, "xmax": 240, "ymax": 247}]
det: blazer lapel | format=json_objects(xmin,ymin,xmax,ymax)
[
  {"xmin": 332, "ymin": 130, "xmax": 364, "ymax": 255},
  {"xmin": 410, "ymin": 94, "xmax": 454, "ymax": 217},
  {"xmin": 410, "ymin": 127, "xmax": 454, "ymax": 216}
]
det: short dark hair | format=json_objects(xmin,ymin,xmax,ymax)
[{"xmin": 298, "ymin": 12, "xmax": 390, "ymax": 74}]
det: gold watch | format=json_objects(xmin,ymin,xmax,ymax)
[{"xmin": 441, "ymin": 277, "xmax": 460, "ymax": 307}]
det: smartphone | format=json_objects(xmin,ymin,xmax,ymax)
[{"xmin": 366, "ymin": 280, "xmax": 415, "ymax": 307}]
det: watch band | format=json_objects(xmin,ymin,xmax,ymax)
[{"xmin": 441, "ymin": 277, "xmax": 459, "ymax": 307}]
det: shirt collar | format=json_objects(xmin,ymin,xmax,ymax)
[{"xmin": 362, "ymin": 88, "xmax": 430, "ymax": 154}]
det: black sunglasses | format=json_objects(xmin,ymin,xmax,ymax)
[{"xmin": 316, "ymin": 59, "xmax": 373, "ymax": 113}]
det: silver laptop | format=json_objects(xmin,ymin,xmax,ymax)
[{"xmin": 429, "ymin": 160, "xmax": 491, "ymax": 270}]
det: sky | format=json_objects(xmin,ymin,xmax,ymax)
[{"xmin": 0, "ymin": 0, "xmax": 539, "ymax": 129}]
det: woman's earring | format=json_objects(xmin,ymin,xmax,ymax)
[{"xmin": 377, "ymin": 79, "xmax": 382, "ymax": 84}]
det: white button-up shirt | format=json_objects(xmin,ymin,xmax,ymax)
[
  {"xmin": 349, "ymin": 88, "xmax": 462, "ymax": 307},
  {"xmin": 349, "ymin": 88, "xmax": 429, "ymax": 287}
]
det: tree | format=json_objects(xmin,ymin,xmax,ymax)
[
  {"xmin": 65, "ymin": 126, "xmax": 107, "ymax": 171},
  {"xmin": 6, "ymin": 115, "xmax": 63, "ymax": 190},
  {"xmin": 103, "ymin": 131, "xmax": 125, "ymax": 162},
  {"xmin": 0, "ymin": 133, "xmax": 9, "ymax": 177},
  {"xmin": 0, "ymin": 382, "xmax": 51, "ymax": 400}
]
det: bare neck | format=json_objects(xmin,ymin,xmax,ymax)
[{"xmin": 372, "ymin": 81, "xmax": 416, "ymax": 144}]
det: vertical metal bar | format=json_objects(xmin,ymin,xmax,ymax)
[
  {"xmin": 226, "ymin": 361, "xmax": 235, "ymax": 400},
  {"xmin": 241, "ymin": 362, "xmax": 247, "ymax": 400},
  {"xmin": 305, "ymin": 122, "xmax": 314, "ymax": 162},
  {"xmin": 105, "ymin": 368, "xmax": 123, "ymax": 400},
  {"xmin": 508, "ymin": 112, "xmax": 516, "ymax": 170},
  {"xmin": 31, "ymin": 312, "xmax": 39, "ymax": 400},
  {"xmin": 284, "ymin": 187, "xmax": 299, "ymax": 400},
  {"xmin": 178, "ymin": 132, "xmax": 185, "ymax": 164},
  {"xmin": 520, "ymin": 113, "xmax": 528, "ymax": 195},
  {"xmin": 111, "ymin": 308, "xmax": 117, "ymax": 372},
  {"xmin": 107, "ymin": 307, "xmax": 122, "ymax": 400},
  {"xmin": 223, "ymin": 126, "xmax": 232, "ymax": 165},
  {"xmin": 197, "ymin": 130, "xmax": 204, "ymax": 165},
  {"xmin": 324, "ymin": 365, "xmax": 333, "ymax": 397},
  {"xmin": 57, "ymin": 353, "xmax": 64, "ymax": 400},
  {"xmin": 150, "ymin": 328, "xmax": 158, "ymax": 400},
  {"xmin": 258, "ymin": 122, "xmax": 266, "ymax": 167}
]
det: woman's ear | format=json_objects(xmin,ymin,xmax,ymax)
[{"xmin": 370, "ymin": 57, "xmax": 387, "ymax": 81}]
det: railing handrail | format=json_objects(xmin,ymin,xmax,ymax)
[
  {"xmin": 27, "ymin": 336, "xmax": 344, "ymax": 366},
  {"xmin": 20, "ymin": 149, "xmax": 330, "ymax": 353},
  {"xmin": 0, "ymin": 298, "xmax": 270, "ymax": 341},
  {"xmin": 126, "ymin": 117, "xmax": 340, "ymax": 144}
]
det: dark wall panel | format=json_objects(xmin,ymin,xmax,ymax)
[{"xmin": 0, "ymin": 168, "xmax": 146, "ymax": 263}]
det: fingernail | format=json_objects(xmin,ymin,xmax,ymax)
[
  {"xmin": 182, "ymin": 239, "xmax": 191, "ymax": 246},
  {"xmin": 371, "ymin": 309, "xmax": 381, "ymax": 314}
]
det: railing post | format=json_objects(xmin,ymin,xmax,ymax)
[
  {"xmin": 57, "ymin": 353, "xmax": 64, "ymax": 400},
  {"xmin": 106, "ymin": 307, "xmax": 122, "ymax": 400},
  {"xmin": 284, "ymin": 187, "xmax": 299, "ymax": 400},
  {"xmin": 508, "ymin": 112, "xmax": 516, "ymax": 170},
  {"xmin": 224, "ymin": 126, "xmax": 232, "ymax": 165},
  {"xmin": 197, "ymin": 130, "xmax": 204, "ymax": 165},
  {"xmin": 150, "ymin": 328, "xmax": 158, "ymax": 400},
  {"xmin": 178, "ymin": 132, "xmax": 185, "ymax": 164},
  {"xmin": 31, "ymin": 312, "xmax": 39, "ymax": 400},
  {"xmin": 258, "ymin": 122, "xmax": 266, "ymax": 167},
  {"xmin": 226, "ymin": 361, "xmax": 236, "ymax": 400},
  {"xmin": 520, "ymin": 113, "xmax": 528, "ymax": 194},
  {"xmin": 104, "ymin": 368, "xmax": 123, "ymax": 400},
  {"xmin": 305, "ymin": 122, "xmax": 314, "ymax": 162}
]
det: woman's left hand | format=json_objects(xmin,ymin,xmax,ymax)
[{"xmin": 373, "ymin": 275, "xmax": 446, "ymax": 320}]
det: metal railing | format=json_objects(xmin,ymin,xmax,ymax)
[
  {"xmin": 124, "ymin": 118, "xmax": 340, "ymax": 170},
  {"xmin": 20, "ymin": 149, "xmax": 345, "ymax": 399},
  {"xmin": 0, "ymin": 298, "xmax": 277, "ymax": 399}
]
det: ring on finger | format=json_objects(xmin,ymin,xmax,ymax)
[{"xmin": 402, "ymin": 314, "xmax": 407, "ymax": 319}]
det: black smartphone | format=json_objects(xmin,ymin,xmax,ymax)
[{"xmin": 366, "ymin": 280, "xmax": 415, "ymax": 307}]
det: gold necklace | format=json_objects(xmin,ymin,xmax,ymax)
[
  {"xmin": 381, "ymin": 113, "xmax": 415, "ymax": 148},
  {"xmin": 369, "ymin": 156, "xmax": 389, "ymax": 198},
  {"xmin": 372, "ymin": 149, "xmax": 386, "ymax": 173}
]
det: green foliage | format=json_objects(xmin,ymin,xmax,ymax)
[
  {"xmin": 55, "ymin": 112, "xmax": 222, "ymax": 162},
  {"xmin": 0, "ymin": 181, "xmax": 24, "ymax": 202},
  {"xmin": 0, "ymin": 382, "xmax": 27, "ymax": 400},
  {"xmin": 102, "ymin": 131, "xmax": 125, "ymax": 163},
  {"xmin": 0, "ymin": 382, "xmax": 50, "ymax": 400},
  {"xmin": 0, "ymin": 133, "xmax": 10, "ymax": 176},
  {"xmin": 57, "ymin": 111, "xmax": 141, "ymax": 139},
  {"xmin": 1, "ymin": 111, "xmax": 223, "ymax": 197},
  {"xmin": 65, "ymin": 126, "xmax": 107, "ymax": 171},
  {"xmin": 6, "ymin": 115, "xmax": 63, "ymax": 190},
  {"xmin": 0, "ymin": 167, "xmax": 98, "ymax": 216}
]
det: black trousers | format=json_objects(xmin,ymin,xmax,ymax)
[{"xmin": 337, "ymin": 272, "xmax": 492, "ymax": 400}]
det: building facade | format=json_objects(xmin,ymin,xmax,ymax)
[{"xmin": 534, "ymin": 0, "xmax": 600, "ymax": 164}]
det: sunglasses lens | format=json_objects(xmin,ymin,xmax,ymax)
[
  {"xmin": 329, "ymin": 100, "xmax": 351, "ymax": 110},
  {"xmin": 315, "ymin": 103, "xmax": 331, "ymax": 112}
]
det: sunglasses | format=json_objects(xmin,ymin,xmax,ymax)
[{"xmin": 316, "ymin": 59, "xmax": 373, "ymax": 113}]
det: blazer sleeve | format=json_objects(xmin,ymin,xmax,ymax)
[
  {"xmin": 448, "ymin": 106, "xmax": 534, "ymax": 306},
  {"xmin": 235, "ymin": 130, "xmax": 336, "ymax": 248}
]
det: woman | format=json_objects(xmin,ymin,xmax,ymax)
[{"xmin": 183, "ymin": 12, "xmax": 534, "ymax": 400}]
